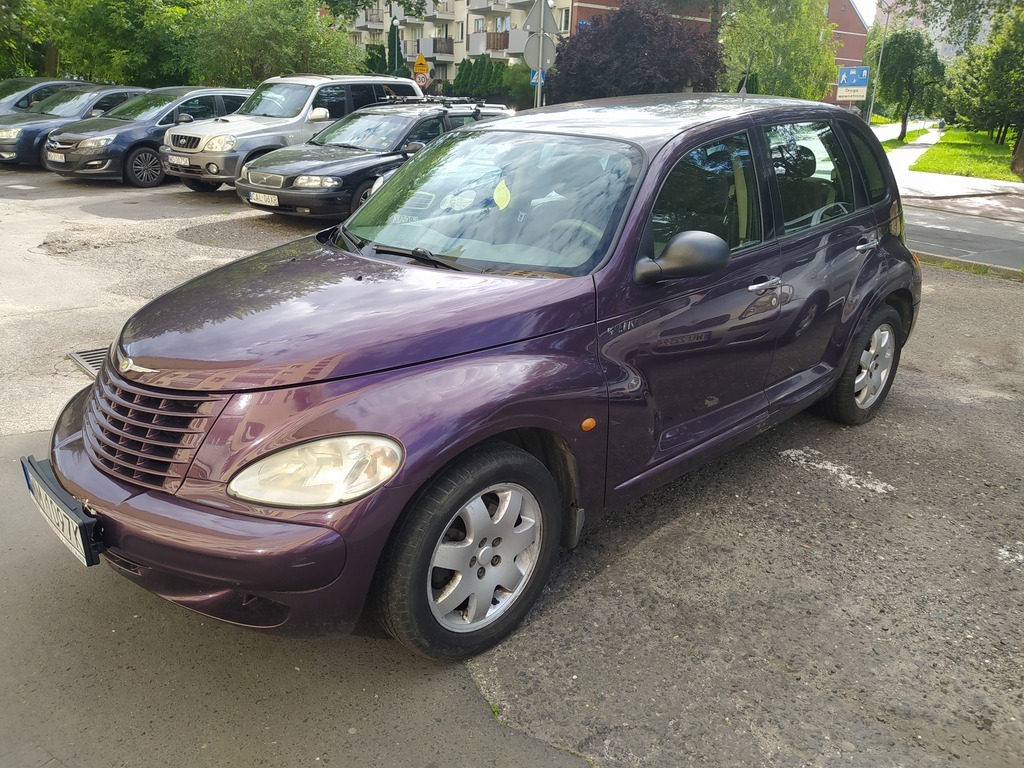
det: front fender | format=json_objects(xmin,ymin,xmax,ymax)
[{"xmin": 186, "ymin": 325, "xmax": 608, "ymax": 530}]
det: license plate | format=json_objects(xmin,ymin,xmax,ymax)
[
  {"xmin": 46, "ymin": 151, "xmax": 65, "ymax": 163},
  {"xmin": 250, "ymin": 192, "xmax": 279, "ymax": 207},
  {"xmin": 167, "ymin": 154, "xmax": 190, "ymax": 166},
  {"xmin": 20, "ymin": 456, "xmax": 99, "ymax": 567}
]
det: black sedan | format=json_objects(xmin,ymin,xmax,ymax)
[
  {"xmin": 43, "ymin": 86, "xmax": 251, "ymax": 187},
  {"xmin": 235, "ymin": 101, "xmax": 513, "ymax": 219},
  {"xmin": 0, "ymin": 85, "xmax": 147, "ymax": 166}
]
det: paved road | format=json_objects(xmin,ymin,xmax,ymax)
[
  {"xmin": 2, "ymin": 165, "xmax": 1023, "ymax": 768},
  {"xmin": 905, "ymin": 206, "xmax": 1024, "ymax": 270}
]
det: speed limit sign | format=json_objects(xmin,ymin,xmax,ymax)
[{"xmin": 414, "ymin": 72, "xmax": 430, "ymax": 88}]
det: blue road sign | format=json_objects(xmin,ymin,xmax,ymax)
[
  {"xmin": 530, "ymin": 69, "xmax": 546, "ymax": 86},
  {"xmin": 838, "ymin": 66, "xmax": 870, "ymax": 87}
]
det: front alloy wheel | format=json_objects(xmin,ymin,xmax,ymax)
[
  {"xmin": 375, "ymin": 442, "xmax": 562, "ymax": 660},
  {"xmin": 125, "ymin": 147, "xmax": 163, "ymax": 187}
]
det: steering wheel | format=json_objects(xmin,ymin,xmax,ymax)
[
  {"xmin": 811, "ymin": 201, "xmax": 852, "ymax": 226},
  {"xmin": 550, "ymin": 218, "xmax": 604, "ymax": 241}
]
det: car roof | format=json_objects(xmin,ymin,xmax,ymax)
[
  {"xmin": 479, "ymin": 92, "xmax": 847, "ymax": 153},
  {"xmin": 262, "ymin": 74, "xmax": 419, "ymax": 86},
  {"xmin": 55, "ymin": 84, "xmax": 147, "ymax": 94},
  {"xmin": 357, "ymin": 101, "xmax": 512, "ymax": 118},
  {"xmin": 146, "ymin": 86, "xmax": 254, "ymax": 97}
]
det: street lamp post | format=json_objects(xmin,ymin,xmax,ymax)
[
  {"xmin": 866, "ymin": 1, "xmax": 895, "ymax": 124},
  {"xmin": 392, "ymin": 17, "xmax": 400, "ymax": 76}
]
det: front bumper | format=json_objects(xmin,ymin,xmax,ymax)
[
  {"xmin": 0, "ymin": 131, "xmax": 40, "ymax": 164},
  {"xmin": 235, "ymin": 178, "xmax": 354, "ymax": 218},
  {"xmin": 44, "ymin": 146, "xmax": 122, "ymax": 178},
  {"xmin": 160, "ymin": 146, "xmax": 243, "ymax": 182}
]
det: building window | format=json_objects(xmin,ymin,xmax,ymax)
[
  {"xmin": 559, "ymin": 8, "xmax": 570, "ymax": 33},
  {"xmin": 455, "ymin": 21, "xmax": 464, "ymax": 41}
]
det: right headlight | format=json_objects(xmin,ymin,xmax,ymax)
[
  {"xmin": 204, "ymin": 134, "xmax": 236, "ymax": 152},
  {"xmin": 227, "ymin": 435, "xmax": 404, "ymax": 508}
]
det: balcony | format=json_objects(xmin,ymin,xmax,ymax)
[
  {"xmin": 402, "ymin": 39, "xmax": 420, "ymax": 58},
  {"xmin": 507, "ymin": 27, "xmax": 528, "ymax": 55},
  {"xmin": 353, "ymin": 8, "xmax": 386, "ymax": 31},
  {"xmin": 468, "ymin": 31, "xmax": 509, "ymax": 57},
  {"xmin": 394, "ymin": 8, "xmax": 424, "ymax": 27},
  {"xmin": 467, "ymin": 0, "xmax": 512, "ymax": 17},
  {"xmin": 424, "ymin": 0, "xmax": 457, "ymax": 21},
  {"xmin": 419, "ymin": 36, "xmax": 456, "ymax": 61}
]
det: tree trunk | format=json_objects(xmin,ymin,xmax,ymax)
[
  {"xmin": 1012, "ymin": 131, "xmax": 1024, "ymax": 175},
  {"xmin": 898, "ymin": 102, "xmax": 911, "ymax": 141}
]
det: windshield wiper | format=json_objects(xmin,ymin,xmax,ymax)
[
  {"xmin": 338, "ymin": 224, "xmax": 367, "ymax": 250},
  {"xmin": 371, "ymin": 243, "xmax": 483, "ymax": 273}
]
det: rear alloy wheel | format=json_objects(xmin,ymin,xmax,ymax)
[
  {"xmin": 375, "ymin": 442, "xmax": 562, "ymax": 660},
  {"xmin": 819, "ymin": 304, "xmax": 903, "ymax": 425},
  {"xmin": 125, "ymin": 147, "xmax": 163, "ymax": 187},
  {"xmin": 182, "ymin": 178, "xmax": 222, "ymax": 193}
]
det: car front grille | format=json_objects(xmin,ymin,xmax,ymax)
[
  {"xmin": 167, "ymin": 134, "xmax": 201, "ymax": 151},
  {"xmin": 47, "ymin": 138, "xmax": 77, "ymax": 151},
  {"xmin": 83, "ymin": 367, "xmax": 228, "ymax": 493},
  {"xmin": 248, "ymin": 171, "xmax": 284, "ymax": 189}
]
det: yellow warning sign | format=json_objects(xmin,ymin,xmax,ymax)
[
  {"xmin": 493, "ymin": 179, "xmax": 511, "ymax": 210},
  {"xmin": 413, "ymin": 54, "xmax": 429, "ymax": 75}
]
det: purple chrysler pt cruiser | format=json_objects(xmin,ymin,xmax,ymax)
[{"xmin": 22, "ymin": 94, "xmax": 921, "ymax": 660}]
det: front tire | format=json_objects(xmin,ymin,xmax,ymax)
[
  {"xmin": 124, "ymin": 147, "xmax": 163, "ymax": 187},
  {"xmin": 349, "ymin": 180, "xmax": 375, "ymax": 217},
  {"xmin": 182, "ymin": 178, "xmax": 222, "ymax": 193},
  {"xmin": 375, "ymin": 442, "xmax": 562, "ymax": 660},
  {"xmin": 819, "ymin": 304, "xmax": 903, "ymax": 425}
]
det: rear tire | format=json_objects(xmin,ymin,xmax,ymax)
[
  {"xmin": 819, "ymin": 305, "xmax": 903, "ymax": 425},
  {"xmin": 124, "ymin": 147, "xmax": 163, "ymax": 187},
  {"xmin": 182, "ymin": 178, "xmax": 222, "ymax": 193},
  {"xmin": 375, "ymin": 442, "xmax": 562, "ymax": 660}
]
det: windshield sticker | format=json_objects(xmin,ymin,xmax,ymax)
[{"xmin": 493, "ymin": 179, "xmax": 511, "ymax": 210}]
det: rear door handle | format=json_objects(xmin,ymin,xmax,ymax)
[
  {"xmin": 747, "ymin": 277, "xmax": 781, "ymax": 293},
  {"xmin": 855, "ymin": 237, "xmax": 879, "ymax": 252}
]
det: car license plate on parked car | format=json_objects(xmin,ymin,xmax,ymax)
[
  {"xmin": 167, "ymin": 154, "xmax": 190, "ymax": 166},
  {"xmin": 46, "ymin": 151, "xmax": 64, "ymax": 163},
  {"xmin": 20, "ymin": 456, "xmax": 99, "ymax": 567},
  {"xmin": 250, "ymin": 192, "xmax": 279, "ymax": 207}
]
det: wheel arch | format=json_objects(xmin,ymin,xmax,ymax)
[{"xmin": 883, "ymin": 288, "xmax": 915, "ymax": 344}]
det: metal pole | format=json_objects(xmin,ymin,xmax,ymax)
[
  {"xmin": 866, "ymin": 4, "xmax": 892, "ymax": 124},
  {"xmin": 534, "ymin": 6, "xmax": 546, "ymax": 109}
]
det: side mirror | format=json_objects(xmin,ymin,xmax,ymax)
[
  {"xmin": 634, "ymin": 230, "xmax": 731, "ymax": 286},
  {"xmin": 175, "ymin": 113, "xmax": 194, "ymax": 124},
  {"xmin": 88, "ymin": 109, "xmax": 104, "ymax": 118},
  {"xmin": 309, "ymin": 107, "xmax": 331, "ymax": 121},
  {"xmin": 400, "ymin": 141, "xmax": 426, "ymax": 155}
]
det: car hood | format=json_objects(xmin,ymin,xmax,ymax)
[
  {"xmin": 116, "ymin": 234, "xmax": 596, "ymax": 392},
  {"xmin": 0, "ymin": 112, "xmax": 69, "ymax": 130},
  {"xmin": 248, "ymin": 143, "xmax": 395, "ymax": 177},
  {"xmin": 183, "ymin": 114, "xmax": 295, "ymax": 139},
  {"xmin": 52, "ymin": 116, "xmax": 136, "ymax": 139}
]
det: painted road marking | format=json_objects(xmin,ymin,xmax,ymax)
[{"xmin": 780, "ymin": 448, "xmax": 895, "ymax": 494}]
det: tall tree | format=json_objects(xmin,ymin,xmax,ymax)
[
  {"xmin": 903, "ymin": 0, "xmax": 1023, "ymax": 50},
  {"xmin": 189, "ymin": 0, "xmax": 365, "ymax": 87},
  {"xmin": 547, "ymin": 0, "xmax": 721, "ymax": 103},
  {"xmin": 1, "ymin": 0, "xmax": 51, "ymax": 77},
  {"xmin": 876, "ymin": 29, "xmax": 945, "ymax": 140},
  {"xmin": 721, "ymin": 0, "xmax": 838, "ymax": 101}
]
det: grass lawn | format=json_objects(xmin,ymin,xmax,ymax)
[
  {"xmin": 880, "ymin": 128, "xmax": 929, "ymax": 153},
  {"xmin": 910, "ymin": 128, "xmax": 1024, "ymax": 183}
]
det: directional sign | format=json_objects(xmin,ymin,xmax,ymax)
[
  {"xmin": 413, "ymin": 54, "xmax": 429, "ymax": 75},
  {"xmin": 523, "ymin": 0, "xmax": 559, "ymax": 34},
  {"xmin": 838, "ymin": 66, "xmax": 869, "ymax": 87}
]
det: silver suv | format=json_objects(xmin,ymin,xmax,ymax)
[{"xmin": 159, "ymin": 74, "xmax": 422, "ymax": 192}]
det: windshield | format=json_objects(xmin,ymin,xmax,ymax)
[
  {"xmin": 28, "ymin": 89, "xmax": 96, "ymax": 117},
  {"xmin": 0, "ymin": 79, "xmax": 36, "ymax": 99},
  {"xmin": 237, "ymin": 83, "xmax": 312, "ymax": 118},
  {"xmin": 105, "ymin": 91, "xmax": 179, "ymax": 121},
  {"xmin": 313, "ymin": 112, "xmax": 416, "ymax": 151},
  {"xmin": 343, "ymin": 130, "xmax": 642, "ymax": 278}
]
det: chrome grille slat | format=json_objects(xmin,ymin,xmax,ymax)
[
  {"xmin": 167, "ymin": 133, "xmax": 201, "ymax": 150},
  {"xmin": 249, "ymin": 171, "xmax": 284, "ymax": 189},
  {"xmin": 82, "ymin": 366, "xmax": 227, "ymax": 493}
]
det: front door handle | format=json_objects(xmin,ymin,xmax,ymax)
[{"xmin": 747, "ymin": 276, "xmax": 781, "ymax": 293}]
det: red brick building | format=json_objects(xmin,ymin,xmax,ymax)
[{"xmin": 825, "ymin": 2, "xmax": 871, "ymax": 103}]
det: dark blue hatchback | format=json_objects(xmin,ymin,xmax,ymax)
[{"xmin": 42, "ymin": 86, "xmax": 251, "ymax": 187}]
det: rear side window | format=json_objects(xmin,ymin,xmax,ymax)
[
  {"xmin": 447, "ymin": 114, "xmax": 478, "ymax": 129},
  {"xmin": 406, "ymin": 117, "xmax": 444, "ymax": 144},
  {"xmin": 350, "ymin": 84, "xmax": 377, "ymax": 110},
  {"xmin": 651, "ymin": 132, "xmax": 762, "ymax": 255},
  {"xmin": 93, "ymin": 92, "xmax": 133, "ymax": 112},
  {"xmin": 841, "ymin": 125, "xmax": 888, "ymax": 204},
  {"xmin": 763, "ymin": 121, "xmax": 857, "ymax": 235},
  {"xmin": 382, "ymin": 82, "xmax": 418, "ymax": 97}
]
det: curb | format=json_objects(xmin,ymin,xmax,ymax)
[{"xmin": 914, "ymin": 251, "xmax": 1024, "ymax": 282}]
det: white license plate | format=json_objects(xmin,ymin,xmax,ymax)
[
  {"xmin": 250, "ymin": 192, "xmax": 279, "ymax": 207},
  {"xmin": 21, "ymin": 457, "xmax": 97, "ymax": 566},
  {"xmin": 167, "ymin": 154, "xmax": 190, "ymax": 166},
  {"xmin": 46, "ymin": 151, "xmax": 65, "ymax": 163}
]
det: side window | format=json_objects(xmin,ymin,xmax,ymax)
[
  {"xmin": 386, "ymin": 83, "xmax": 418, "ymax": 97},
  {"xmin": 178, "ymin": 95, "xmax": 218, "ymax": 121},
  {"xmin": 314, "ymin": 85, "xmax": 350, "ymax": 118},
  {"xmin": 763, "ymin": 121, "xmax": 856, "ymax": 235},
  {"xmin": 19, "ymin": 84, "xmax": 63, "ymax": 108},
  {"xmin": 447, "ymin": 114, "xmax": 477, "ymax": 129},
  {"xmin": 651, "ymin": 132, "xmax": 762, "ymax": 255},
  {"xmin": 405, "ymin": 117, "xmax": 444, "ymax": 144},
  {"xmin": 93, "ymin": 92, "xmax": 131, "ymax": 112},
  {"xmin": 221, "ymin": 94, "xmax": 247, "ymax": 114},
  {"xmin": 841, "ymin": 125, "xmax": 888, "ymax": 204}
]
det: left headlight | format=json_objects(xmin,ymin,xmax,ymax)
[
  {"xmin": 204, "ymin": 135, "xmax": 236, "ymax": 152},
  {"xmin": 0, "ymin": 128, "xmax": 21, "ymax": 140},
  {"xmin": 227, "ymin": 435, "xmax": 404, "ymax": 507},
  {"xmin": 78, "ymin": 135, "xmax": 113, "ymax": 148},
  {"xmin": 294, "ymin": 175, "xmax": 342, "ymax": 189}
]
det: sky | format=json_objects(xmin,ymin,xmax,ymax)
[{"xmin": 852, "ymin": 0, "xmax": 879, "ymax": 26}]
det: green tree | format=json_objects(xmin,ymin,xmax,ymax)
[
  {"xmin": 451, "ymin": 57, "xmax": 473, "ymax": 95},
  {"xmin": 721, "ymin": 0, "xmax": 838, "ymax": 101},
  {"xmin": 366, "ymin": 44, "xmax": 388, "ymax": 75},
  {"xmin": 1, "ymin": 0, "xmax": 52, "ymax": 77},
  {"xmin": 54, "ymin": 0, "xmax": 198, "ymax": 86},
  {"xmin": 548, "ymin": 0, "xmax": 721, "ymax": 103},
  {"xmin": 502, "ymin": 62, "xmax": 533, "ymax": 109},
  {"xmin": 876, "ymin": 28, "xmax": 945, "ymax": 140},
  {"xmin": 189, "ymin": 0, "xmax": 365, "ymax": 87},
  {"xmin": 322, "ymin": 0, "xmax": 425, "ymax": 19},
  {"xmin": 904, "ymin": 0, "xmax": 1023, "ymax": 50}
]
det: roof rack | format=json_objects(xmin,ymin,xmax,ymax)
[{"xmin": 377, "ymin": 95, "xmax": 506, "ymax": 108}]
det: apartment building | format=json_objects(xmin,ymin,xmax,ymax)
[{"xmin": 824, "ymin": 1, "xmax": 870, "ymax": 103}]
